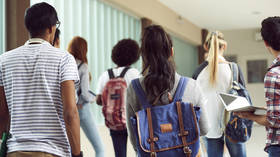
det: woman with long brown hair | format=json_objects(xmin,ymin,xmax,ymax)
[
  {"xmin": 68, "ymin": 36, "xmax": 105, "ymax": 157},
  {"xmin": 126, "ymin": 25, "xmax": 209, "ymax": 156}
]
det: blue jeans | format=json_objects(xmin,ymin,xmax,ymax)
[
  {"xmin": 267, "ymin": 145, "xmax": 280, "ymax": 157},
  {"xmin": 79, "ymin": 103, "xmax": 105, "ymax": 157},
  {"xmin": 110, "ymin": 129, "xmax": 128, "ymax": 157},
  {"xmin": 203, "ymin": 135, "xmax": 246, "ymax": 157}
]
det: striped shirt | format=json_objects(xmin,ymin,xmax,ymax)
[
  {"xmin": 264, "ymin": 55, "xmax": 280, "ymax": 151},
  {"xmin": 0, "ymin": 39, "xmax": 79, "ymax": 157}
]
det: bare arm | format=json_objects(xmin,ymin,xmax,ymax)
[
  {"xmin": 96, "ymin": 94, "xmax": 102, "ymax": 106},
  {"xmin": 61, "ymin": 80, "xmax": 81, "ymax": 155},
  {"xmin": 234, "ymin": 111, "xmax": 271, "ymax": 127},
  {"xmin": 0, "ymin": 86, "xmax": 9, "ymax": 136}
]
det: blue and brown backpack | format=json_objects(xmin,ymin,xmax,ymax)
[{"xmin": 130, "ymin": 77, "xmax": 201, "ymax": 157}]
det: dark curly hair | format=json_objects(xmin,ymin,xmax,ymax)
[
  {"xmin": 261, "ymin": 16, "xmax": 280, "ymax": 51},
  {"xmin": 111, "ymin": 39, "xmax": 140, "ymax": 67}
]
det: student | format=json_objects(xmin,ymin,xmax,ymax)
[
  {"xmin": 126, "ymin": 25, "xmax": 209, "ymax": 152},
  {"xmin": 53, "ymin": 28, "xmax": 60, "ymax": 48},
  {"xmin": 68, "ymin": 36, "xmax": 105, "ymax": 157},
  {"xmin": 235, "ymin": 16, "xmax": 280, "ymax": 157},
  {"xmin": 96, "ymin": 39, "xmax": 140, "ymax": 157},
  {"xmin": 0, "ymin": 2, "xmax": 81, "ymax": 157},
  {"xmin": 192, "ymin": 31, "xmax": 247, "ymax": 157}
]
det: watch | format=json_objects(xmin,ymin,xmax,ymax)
[{"xmin": 72, "ymin": 151, "xmax": 83, "ymax": 157}]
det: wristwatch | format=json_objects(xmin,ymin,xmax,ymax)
[{"xmin": 72, "ymin": 151, "xmax": 83, "ymax": 157}]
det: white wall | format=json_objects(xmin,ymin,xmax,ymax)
[
  {"xmin": 103, "ymin": 0, "xmax": 202, "ymax": 45},
  {"xmin": 222, "ymin": 28, "xmax": 274, "ymax": 107}
]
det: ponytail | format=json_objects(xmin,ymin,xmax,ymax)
[{"xmin": 204, "ymin": 31, "xmax": 227, "ymax": 86}]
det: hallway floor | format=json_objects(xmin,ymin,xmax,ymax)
[{"xmin": 81, "ymin": 124, "xmax": 267, "ymax": 157}]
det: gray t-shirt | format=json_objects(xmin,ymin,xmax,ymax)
[
  {"xmin": 126, "ymin": 73, "xmax": 210, "ymax": 150},
  {"xmin": 75, "ymin": 59, "xmax": 94, "ymax": 105}
]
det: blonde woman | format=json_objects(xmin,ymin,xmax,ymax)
[{"xmin": 192, "ymin": 31, "xmax": 247, "ymax": 157}]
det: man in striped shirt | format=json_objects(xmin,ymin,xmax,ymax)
[
  {"xmin": 0, "ymin": 2, "xmax": 82, "ymax": 157},
  {"xmin": 235, "ymin": 17, "xmax": 280, "ymax": 157}
]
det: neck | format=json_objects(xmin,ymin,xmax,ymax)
[
  {"xmin": 270, "ymin": 48, "xmax": 280, "ymax": 58},
  {"xmin": 30, "ymin": 35, "xmax": 51, "ymax": 44}
]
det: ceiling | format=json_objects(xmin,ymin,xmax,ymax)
[{"xmin": 158, "ymin": 0, "xmax": 280, "ymax": 30}]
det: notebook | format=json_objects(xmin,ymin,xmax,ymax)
[{"xmin": 217, "ymin": 92, "xmax": 266, "ymax": 115}]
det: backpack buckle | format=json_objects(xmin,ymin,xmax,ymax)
[
  {"xmin": 232, "ymin": 81, "xmax": 240, "ymax": 90},
  {"xmin": 150, "ymin": 152, "xmax": 157, "ymax": 157},
  {"xmin": 178, "ymin": 131, "xmax": 189, "ymax": 137},
  {"xmin": 183, "ymin": 146, "xmax": 192, "ymax": 155},
  {"xmin": 147, "ymin": 137, "xmax": 159, "ymax": 143}
]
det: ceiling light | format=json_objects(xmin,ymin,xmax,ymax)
[{"xmin": 252, "ymin": 11, "xmax": 261, "ymax": 15}]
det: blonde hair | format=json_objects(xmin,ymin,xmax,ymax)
[{"xmin": 204, "ymin": 31, "xmax": 227, "ymax": 86}]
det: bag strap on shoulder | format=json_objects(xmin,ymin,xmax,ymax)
[
  {"xmin": 119, "ymin": 67, "xmax": 130, "ymax": 78},
  {"xmin": 173, "ymin": 77, "xmax": 188, "ymax": 102},
  {"xmin": 192, "ymin": 61, "xmax": 208, "ymax": 80},
  {"xmin": 131, "ymin": 79, "xmax": 151, "ymax": 109},
  {"xmin": 268, "ymin": 61, "xmax": 280, "ymax": 71},
  {"xmin": 108, "ymin": 68, "xmax": 115, "ymax": 79},
  {"xmin": 77, "ymin": 63, "xmax": 83, "ymax": 70},
  {"xmin": 230, "ymin": 62, "xmax": 239, "ymax": 83}
]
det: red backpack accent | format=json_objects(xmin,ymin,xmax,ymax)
[{"xmin": 101, "ymin": 67, "xmax": 130, "ymax": 130}]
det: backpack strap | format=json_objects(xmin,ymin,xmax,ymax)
[
  {"xmin": 131, "ymin": 79, "xmax": 151, "ymax": 109},
  {"xmin": 119, "ymin": 67, "xmax": 130, "ymax": 78},
  {"xmin": 268, "ymin": 61, "xmax": 280, "ymax": 71},
  {"xmin": 77, "ymin": 63, "xmax": 83, "ymax": 70},
  {"xmin": 108, "ymin": 68, "xmax": 115, "ymax": 79},
  {"xmin": 146, "ymin": 107, "xmax": 157, "ymax": 157},
  {"xmin": 192, "ymin": 61, "xmax": 208, "ymax": 80},
  {"xmin": 177, "ymin": 102, "xmax": 192, "ymax": 156},
  {"xmin": 230, "ymin": 63, "xmax": 239, "ymax": 83},
  {"xmin": 173, "ymin": 77, "xmax": 189, "ymax": 102},
  {"xmin": 230, "ymin": 63, "xmax": 240, "ymax": 90},
  {"xmin": 77, "ymin": 63, "xmax": 83, "ymax": 97}
]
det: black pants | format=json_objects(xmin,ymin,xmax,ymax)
[{"xmin": 110, "ymin": 129, "xmax": 128, "ymax": 157}]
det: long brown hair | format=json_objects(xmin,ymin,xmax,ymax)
[
  {"xmin": 68, "ymin": 36, "xmax": 91, "ymax": 81},
  {"xmin": 68, "ymin": 36, "xmax": 88, "ymax": 64},
  {"xmin": 141, "ymin": 25, "xmax": 175, "ymax": 101}
]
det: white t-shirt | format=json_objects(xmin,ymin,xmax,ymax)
[
  {"xmin": 196, "ymin": 63, "xmax": 232, "ymax": 138},
  {"xmin": 97, "ymin": 67, "xmax": 141, "ymax": 94}
]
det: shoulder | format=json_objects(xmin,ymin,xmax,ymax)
[
  {"xmin": 127, "ymin": 67, "xmax": 140, "ymax": 75},
  {"xmin": 0, "ymin": 46, "xmax": 25, "ymax": 59},
  {"xmin": 78, "ymin": 62, "xmax": 88, "ymax": 71},
  {"xmin": 265, "ymin": 67, "xmax": 280, "ymax": 84},
  {"xmin": 98, "ymin": 70, "xmax": 110, "ymax": 81},
  {"xmin": 192, "ymin": 61, "xmax": 208, "ymax": 80},
  {"xmin": 183, "ymin": 77, "xmax": 200, "ymax": 91}
]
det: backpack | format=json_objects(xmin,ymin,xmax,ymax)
[
  {"xmin": 130, "ymin": 77, "xmax": 201, "ymax": 157},
  {"xmin": 225, "ymin": 63, "xmax": 253, "ymax": 143},
  {"xmin": 101, "ymin": 67, "xmax": 130, "ymax": 130}
]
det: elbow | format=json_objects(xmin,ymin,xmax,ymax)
[
  {"xmin": 64, "ymin": 108, "xmax": 79, "ymax": 125},
  {"xmin": 81, "ymin": 93, "xmax": 91, "ymax": 102}
]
